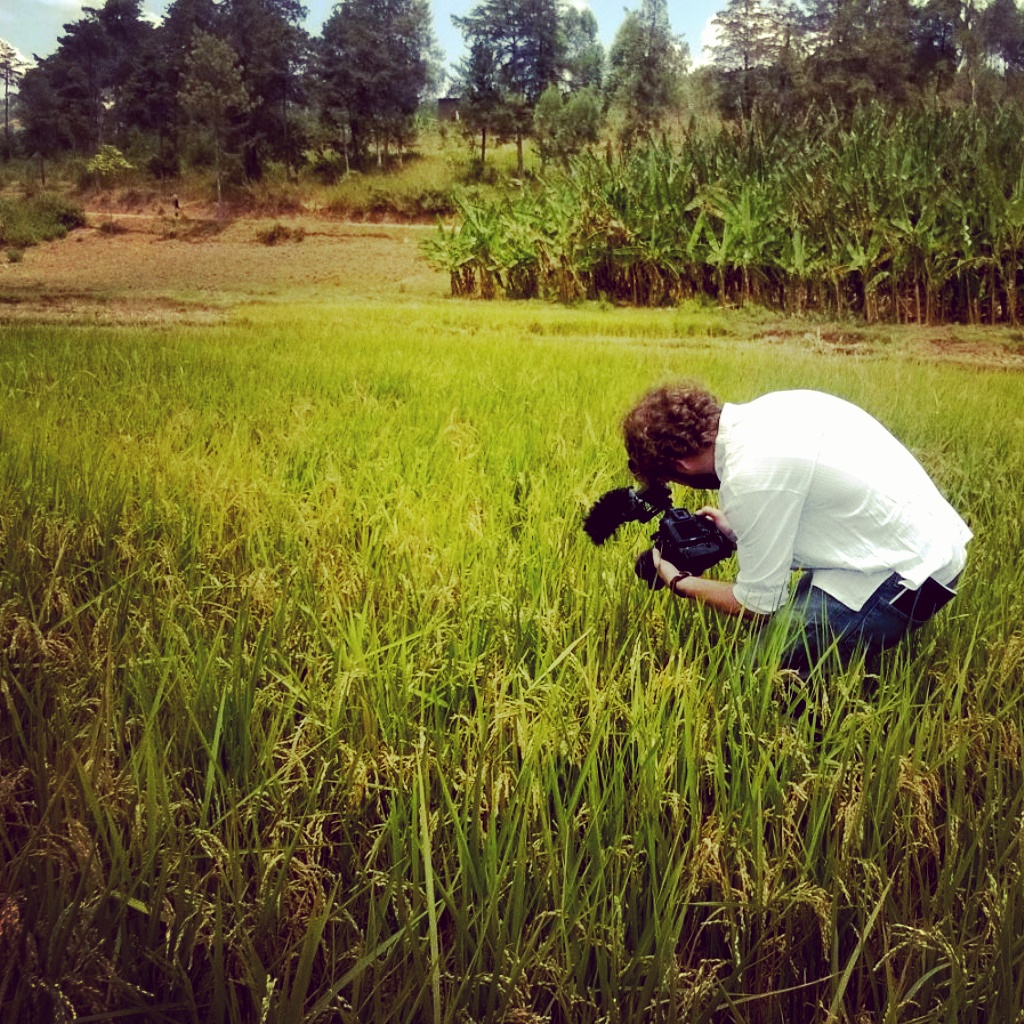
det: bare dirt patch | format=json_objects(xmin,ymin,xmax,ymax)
[
  {"xmin": 756, "ymin": 323, "xmax": 1024, "ymax": 370},
  {"xmin": 0, "ymin": 211, "xmax": 447, "ymax": 325}
]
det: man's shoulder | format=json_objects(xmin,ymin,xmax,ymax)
[
  {"xmin": 722, "ymin": 390, "xmax": 833, "ymax": 440},
  {"xmin": 723, "ymin": 390, "xmax": 873, "ymax": 440},
  {"xmin": 729, "ymin": 389, "xmax": 847, "ymax": 411}
]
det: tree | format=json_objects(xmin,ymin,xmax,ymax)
[
  {"xmin": 87, "ymin": 0, "xmax": 155, "ymax": 139},
  {"xmin": 178, "ymin": 31, "xmax": 250, "ymax": 211},
  {"xmin": 606, "ymin": 0, "xmax": 689, "ymax": 148},
  {"xmin": 709, "ymin": 0, "xmax": 801, "ymax": 117},
  {"xmin": 801, "ymin": 0, "xmax": 919, "ymax": 111},
  {"xmin": 561, "ymin": 7, "xmax": 604, "ymax": 91},
  {"xmin": 454, "ymin": 39, "xmax": 507, "ymax": 169},
  {"xmin": 219, "ymin": 0, "xmax": 310, "ymax": 178},
  {"xmin": 318, "ymin": 0, "xmax": 437, "ymax": 167},
  {"xmin": 16, "ymin": 65, "xmax": 67, "ymax": 182},
  {"xmin": 533, "ymin": 83, "xmax": 601, "ymax": 166},
  {"xmin": 119, "ymin": 0, "xmax": 219, "ymax": 172},
  {"xmin": 454, "ymin": 0, "xmax": 566, "ymax": 175},
  {"xmin": 12, "ymin": 0, "xmax": 153, "ymax": 155},
  {"xmin": 912, "ymin": 0, "xmax": 961, "ymax": 94},
  {"xmin": 0, "ymin": 39, "xmax": 25, "ymax": 160},
  {"xmin": 981, "ymin": 0, "xmax": 1024, "ymax": 71}
]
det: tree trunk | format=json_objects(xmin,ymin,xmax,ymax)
[
  {"xmin": 480, "ymin": 125, "xmax": 486, "ymax": 167},
  {"xmin": 215, "ymin": 138, "xmax": 223, "ymax": 218},
  {"xmin": 2, "ymin": 76, "xmax": 9, "ymax": 162},
  {"xmin": 1007, "ymin": 258, "xmax": 1019, "ymax": 326}
]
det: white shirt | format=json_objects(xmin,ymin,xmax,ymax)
[{"xmin": 716, "ymin": 391, "xmax": 972, "ymax": 614}]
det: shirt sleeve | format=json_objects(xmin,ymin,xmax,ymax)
[{"xmin": 729, "ymin": 488, "xmax": 806, "ymax": 614}]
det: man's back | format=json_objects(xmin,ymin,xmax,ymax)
[{"xmin": 717, "ymin": 390, "xmax": 971, "ymax": 613}]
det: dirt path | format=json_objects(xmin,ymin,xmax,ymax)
[{"xmin": 0, "ymin": 211, "xmax": 448, "ymax": 325}]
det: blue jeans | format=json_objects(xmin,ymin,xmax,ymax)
[{"xmin": 777, "ymin": 572, "xmax": 936, "ymax": 679}]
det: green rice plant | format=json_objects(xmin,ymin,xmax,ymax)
[{"xmin": 0, "ymin": 302, "xmax": 1021, "ymax": 1022}]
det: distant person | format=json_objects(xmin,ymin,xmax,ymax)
[
  {"xmin": 621, "ymin": 382, "xmax": 972, "ymax": 677},
  {"xmin": 172, "ymin": 194, "xmax": 180, "ymax": 219}
]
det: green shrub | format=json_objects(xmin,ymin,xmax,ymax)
[
  {"xmin": 0, "ymin": 193, "xmax": 87, "ymax": 248},
  {"xmin": 85, "ymin": 145, "xmax": 135, "ymax": 187}
]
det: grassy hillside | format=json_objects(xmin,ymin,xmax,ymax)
[{"xmin": 2, "ymin": 124, "xmax": 533, "ymax": 225}]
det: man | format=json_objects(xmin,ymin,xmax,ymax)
[{"xmin": 622, "ymin": 382, "xmax": 972, "ymax": 676}]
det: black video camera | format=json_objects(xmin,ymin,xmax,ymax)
[{"xmin": 583, "ymin": 483, "xmax": 736, "ymax": 589}]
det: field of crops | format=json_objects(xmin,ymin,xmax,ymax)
[
  {"xmin": 426, "ymin": 107, "xmax": 1024, "ymax": 326},
  {"xmin": 1, "ymin": 295, "xmax": 1023, "ymax": 1023}
]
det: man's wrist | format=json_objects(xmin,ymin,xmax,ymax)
[{"xmin": 669, "ymin": 571, "xmax": 692, "ymax": 596}]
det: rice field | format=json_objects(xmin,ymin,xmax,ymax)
[{"xmin": 1, "ymin": 296, "xmax": 1022, "ymax": 1022}]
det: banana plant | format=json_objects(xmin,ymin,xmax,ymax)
[
  {"xmin": 778, "ymin": 225, "xmax": 825, "ymax": 315},
  {"xmin": 995, "ymin": 174, "xmax": 1024, "ymax": 326},
  {"xmin": 423, "ymin": 104, "xmax": 1024, "ymax": 325}
]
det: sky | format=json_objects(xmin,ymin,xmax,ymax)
[{"xmin": 2, "ymin": 0, "xmax": 722, "ymax": 73}]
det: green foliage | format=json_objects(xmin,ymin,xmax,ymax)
[
  {"xmin": 9, "ymin": 0, "xmax": 1024, "ymax": 189},
  {"xmin": 607, "ymin": 0, "xmax": 690, "ymax": 148},
  {"xmin": 316, "ymin": 0, "xmax": 437, "ymax": 166},
  {"xmin": 84, "ymin": 144, "xmax": 135, "ymax": 186},
  {"xmin": 179, "ymin": 31, "xmax": 250, "ymax": 207},
  {"xmin": 179, "ymin": 32, "xmax": 251, "ymax": 131},
  {"xmin": 0, "ymin": 192, "xmax": 86, "ymax": 247},
  {"xmin": 15, "ymin": 0, "xmax": 155, "ymax": 157},
  {"xmin": 425, "ymin": 105, "xmax": 1024, "ymax": 325},
  {"xmin": 701, "ymin": 0, "xmax": 1024, "ymax": 118},
  {"xmin": 453, "ymin": 0, "xmax": 569, "ymax": 175},
  {"xmin": 0, "ymin": 302, "xmax": 1020, "ymax": 1021},
  {"xmin": 533, "ymin": 84, "xmax": 602, "ymax": 167},
  {"xmin": 86, "ymin": 143, "xmax": 134, "ymax": 176},
  {"xmin": 219, "ymin": 0, "xmax": 309, "ymax": 179}
]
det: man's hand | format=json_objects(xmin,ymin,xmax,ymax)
[
  {"xmin": 696, "ymin": 505, "xmax": 736, "ymax": 543},
  {"xmin": 653, "ymin": 545, "xmax": 750, "ymax": 617},
  {"xmin": 651, "ymin": 547, "xmax": 685, "ymax": 591}
]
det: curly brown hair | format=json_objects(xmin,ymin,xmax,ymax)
[{"xmin": 622, "ymin": 382, "xmax": 722, "ymax": 482}]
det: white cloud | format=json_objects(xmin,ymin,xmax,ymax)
[
  {"xmin": 1, "ymin": 0, "xmax": 83, "ymax": 61},
  {"xmin": 692, "ymin": 16, "xmax": 720, "ymax": 67}
]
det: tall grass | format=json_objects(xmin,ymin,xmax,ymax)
[{"xmin": 0, "ymin": 300, "xmax": 1022, "ymax": 1022}]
